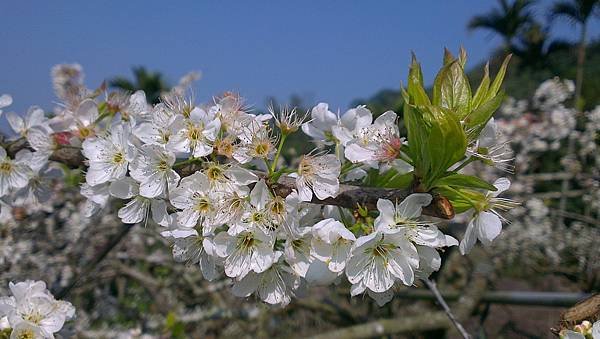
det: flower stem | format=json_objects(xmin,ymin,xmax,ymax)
[
  {"xmin": 454, "ymin": 156, "xmax": 476, "ymax": 172},
  {"xmin": 173, "ymin": 157, "xmax": 200, "ymax": 169},
  {"xmin": 270, "ymin": 133, "xmax": 287, "ymax": 173}
]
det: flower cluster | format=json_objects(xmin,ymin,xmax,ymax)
[
  {"xmin": 0, "ymin": 280, "xmax": 75, "ymax": 338},
  {"xmin": 0, "ymin": 50, "xmax": 517, "ymax": 307}
]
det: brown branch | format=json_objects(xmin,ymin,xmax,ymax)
[
  {"xmin": 4, "ymin": 139, "xmax": 454, "ymax": 219},
  {"xmin": 552, "ymin": 294, "xmax": 600, "ymax": 334},
  {"xmin": 307, "ymin": 312, "xmax": 451, "ymax": 339}
]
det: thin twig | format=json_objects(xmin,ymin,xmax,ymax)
[
  {"xmin": 55, "ymin": 223, "xmax": 134, "ymax": 299},
  {"xmin": 423, "ymin": 278, "xmax": 470, "ymax": 339}
]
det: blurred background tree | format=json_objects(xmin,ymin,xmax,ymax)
[
  {"xmin": 467, "ymin": 0, "xmax": 536, "ymax": 52},
  {"xmin": 549, "ymin": 0, "xmax": 600, "ymax": 108},
  {"xmin": 110, "ymin": 66, "xmax": 170, "ymax": 104}
]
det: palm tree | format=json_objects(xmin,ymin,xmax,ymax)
[
  {"xmin": 549, "ymin": 0, "xmax": 600, "ymax": 108},
  {"xmin": 110, "ymin": 67, "xmax": 170, "ymax": 104},
  {"xmin": 468, "ymin": 0, "xmax": 536, "ymax": 52},
  {"xmin": 511, "ymin": 22, "xmax": 571, "ymax": 69}
]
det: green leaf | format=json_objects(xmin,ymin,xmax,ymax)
[
  {"xmin": 403, "ymin": 102, "xmax": 430, "ymax": 177},
  {"xmin": 421, "ymin": 107, "xmax": 467, "ymax": 188},
  {"xmin": 366, "ymin": 168, "xmax": 414, "ymax": 189},
  {"xmin": 443, "ymin": 48, "xmax": 455, "ymax": 65},
  {"xmin": 432, "ymin": 60, "xmax": 472, "ymax": 118},
  {"xmin": 471, "ymin": 62, "xmax": 490, "ymax": 110},
  {"xmin": 433, "ymin": 173, "xmax": 497, "ymax": 191},
  {"xmin": 464, "ymin": 91, "xmax": 505, "ymax": 141},
  {"xmin": 487, "ymin": 54, "xmax": 511, "ymax": 101},
  {"xmin": 458, "ymin": 46, "xmax": 467, "ymax": 68},
  {"xmin": 407, "ymin": 54, "xmax": 431, "ymax": 107}
]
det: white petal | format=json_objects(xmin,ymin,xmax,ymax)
[
  {"xmin": 250, "ymin": 180, "xmax": 270, "ymax": 209},
  {"xmin": 139, "ymin": 172, "xmax": 167, "ymax": 198},
  {"xmin": 476, "ymin": 211, "xmax": 502, "ymax": 245},
  {"xmin": 226, "ymin": 166, "xmax": 257, "ymax": 185},
  {"xmin": 459, "ymin": 219, "xmax": 477, "ymax": 255},
  {"xmin": 0, "ymin": 94, "xmax": 12, "ymax": 109},
  {"xmin": 364, "ymin": 259, "xmax": 394, "ymax": 293},
  {"xmin": 6, "ymin": 112, "xmax": 24, "ymax": 134},
  {"xmin": 492, "ymin": 177, "xmax": 511, "ymax": 196},
  {"xmin": 118, "ymin": 197, "xmax": 149, "ymax": 224},
  {"xmin": 305, "ymin": 260, "xmax": 338, "ymax": 285},
  {"xmin": 396, "ymin": 193, "xmax": 432, "ymax": 220},
  {"xmin": 232, "ymin": 272, "xmax": 259, "ymax": 297},
  {"xmin": 252, "ymin": 244, "xmax": 276, "ymax": 273},
  {"xmin": 350, "ymin": 281, "xmax": 366, "ymax": 296},
  {"xmin": 328, "ymin": 242, "xmax": 351, "ymax": 272},
  {"xmin": 109, "ymin": 177, "xmax": 139, "ymax": 199},
  {"xmin": 344, "ymin": 142, "xmax": 374, "ymax": 163},
  {"xmin": 387, "ymin": 249, "xmax": 415, "ymax": 286},
  {"xmin": 312, "ymin": 177, "xmax": 339, "ymax": 200}
]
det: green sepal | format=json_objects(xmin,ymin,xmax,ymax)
[{"xmin": 433, "ymin": 173, "xmax": 497, "ymax": 191}]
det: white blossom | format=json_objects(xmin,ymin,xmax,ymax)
[
  {"xmin": 0, "ymin": 147, "xmax": 32, "ymax": 197},
  {"xmin": 346, "ymin": 230, "xmax": 419, "ymax": 295},
  {"xmin": 129, "ymin": 144, "xmax": 180, "ymax": 198},
  {"xmin": 82, "ymin": 122, "xmax": 136, "ymax": 186},
  {"xmin": 310, "ymin": 218, "xmax": 355, "ymax": 273},
  {"xmin": 296, "ymin": 154, "xmax": 340, "ymax": 202},
  {"xmin": 301, "ymin": 103, "xmax": 338, "ymax": 144},
  {"xmin": 344, "ymin": 111, "xmax": 403, "ymax": 166},
  {"xmin": 0, "ymin": 280, "xmax": 74, "ymax": 338},
  {"xmin": 6, "ymin": 106, "xmax": 50, "ymax": 137},
  {"xmin": 213, "ymin": 227, "xmax": 276, "ymax": 279},
  {"xmin": 460, "ymin": 178, "xmax": 517, "ymax": 255}
]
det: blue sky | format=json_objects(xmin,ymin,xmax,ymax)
[{"xmin": 1, "ymin": 1, "xmax": 598, "ymax": 118}]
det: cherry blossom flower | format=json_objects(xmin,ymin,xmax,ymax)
[
  {"xmin": 50, "ymin": 99, "xmax": 100, "ymax": 143},
  {"xmin": 82, "ymin": 122, "xmax": 136, "ymax": 186},
  {"xmin": 460, "ymin": 178, "xmax": 518, "ymax": 255},
  {"xmin": 213, "ymin": 227, "xmax": 276, "ymax": 279},
  {"xmin": 331, "ymin": 105, "xmax": 373, "ymax": 147},
  {"xmin": 232, "ymin": 126, "xmax": 276, "ymax": 164},
  {"xmin": 133, "ymin": 103, "xmax": 181, "ymax": 146},
  {"xmin": 80, "ymin": 182, "xmax": 109, "ymax": 217},
  {"xmin": 170, "ymin": 232, "xmax": 219, "ymax": 281},
  {"xmin": 310, "ymin": 218, "xmax": 355, "ymax": 273},
  {"xmin": 167, "ymin": 106, "xmax": 220, "ymax": 157},
  {"xmin": 283, "ymin": 226, "xmax": 313, "ymax": 277},
  {"xmin": 0, "ymin": 147, "xmax": 32, "ymax": 197},
  {"xmin": 231, "ymin": 252, "xmax": 300, "ymax": 306},
  {"xmin": 129, "ymin": 144, "xmax": 180, "ymax": 198},
  {"xmin": 269, "ymin": 105, "xmax": 308, "ymax": 135},
  {"xmin": 346, "ymin": 229, "xmax": 420, "ymax": 293},
  {"xmin": 6, "ymin": 106, "xmax": 50, "ymax": 137},
  {"xmin": 301, "ymin": 103, "xmax": 338, "ymax": 144},
  {"xmin": 0, "ymin": 280, "xmax": 74, "ymax": 338},
  {"xmin": 169, "ymin": 172, "xmax": 221, "ymax": 233},
  {"xmin": 344, "ymin": 111, "xmax": 404, "ymax": 166},
  {"xmin": 374, "ymin": 195, "xmax": 458, "ymax": 248},
  {"xmin": 296, "ymin": 153, "xmax": 341, "ymax": 202},
  {"xmin": 109, "ymin": 177, "xmax": 169, "ymax": 225}
]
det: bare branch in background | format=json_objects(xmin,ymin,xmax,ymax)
[{"xmin": 423, "ymin": 278, "xmax": 471, "ymax": 339}]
